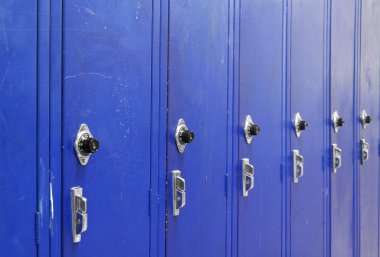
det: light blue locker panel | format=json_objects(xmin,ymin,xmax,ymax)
[
  {"xmin": 61, "ymin": 1, "xmax": 153, "ymax": 256},
  {"xmin": 166, "ymin": 1, "xmax": 229, "ymax": 257},
  {"xmin": 330, "ymin": 0, "xmax": 356, "ymax": 256},
  {"xmin": 0, "ymin": 1, "xmax": 38, "ymax": 256},
  {"xmin": 237, "ymin": 0, "xmax": 283, "ymax": 256},
  {"xmin": 359, "ymin": 0, "xmax": 380, "ymax": 256},
  {"xmin": 288, "ymin": 0, "xmax": 327, "ymax": 256}
]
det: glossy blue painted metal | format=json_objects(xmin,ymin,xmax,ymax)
[
  {"xmin": 359, "ymin": 0, "xmax": 380, "ymax": 256},
  {"xmin": 288, "ymin": 0, "xmax": 328, "ymax": 257},
  {"xmin": 237, "ymin": 0, "xmax": 283, "ymax": 256},
  {"xmin": 166, "ymin": 1, "xmax": 229, "ymax": 256},
  {"xmin": 61, "ymin": 1, "xmax": 153, "ymax": 256},
  {"xmin": 0, "ymin": 2, "xmax": 37, "ymax": 256},
  {"xmin": 330, "ymin": 0, "xmax": 356, "ymax": 256}
]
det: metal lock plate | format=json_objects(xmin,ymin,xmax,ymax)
[
  {"xmin": 71, "ymin": 187, "xmax": 88, "ymax": 243},
  {"xmin": 242, "ymin": 158, "xmax": 254, "ymax": 197},
  {"xmin": 175, "ymin": 119, "xmax": 193, "ymax": 153},
  {"xmin": 74, "ymin": 124, "xmax": 99, "ymax": 165},
  {"xmin": 361, "ymin": 139, "xmax": 369, "ymax": 165},
  {"xmin": 172, "ymin": 170, "xmax": 186, "ymax": 216},
  {"xmin": 332, "ymin": 111, "xmax": 343, "ymax": 133},
  {"xmin": 244, "ymin": 115, "xmax": 254, "ymax": 144},
  {"xmin": 332, "ymin": 144, "xmax": 342, "ymax": 173},
  {"xmin": 293, "ymin": 149, "xmax": 304, "ymax": 183},
  {"xmin": 294, "ymin": 112, "xmax": 307, "ymax": 138},
  {"xmin": 361, "ymin": 109, "xmax": 370, "ymax": 129}
]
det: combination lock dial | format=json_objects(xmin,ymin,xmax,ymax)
[
  {"xmin": 175, "ymin": 119, "xmax": 195, "ymax": 153},
  {"xmin": 244, "ymin": 115, "xmax": 261, "ymax": 144},
  {"xmin": 294, "ymin": 112, "xmax": 308, "ymax": 138},
  {"xmin": 75, "ymin": 124, "xmax": 100, "ymax": 165}
]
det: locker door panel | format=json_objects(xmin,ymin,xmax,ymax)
[
  {"xmin": 359, "ymin": 0, "xmax": 380, "ymax": 256},
  {"xmin": 238, "ymin": 0, "xmax": 283, "ymax": 256},
  {"xmin": 0, "ymin": 2, "xmax": 37, "ymax": 257},
  {"xmin": 289, "ymin": 1, "xmax": 326, "ymax": 257},
  {"xmin": 166, "ymin": 1, "xmax": 229, "ymax": 257},
  {"xmin": 62, "ymin": 1, "xmax": 152, "ymax": 256},
  {"xmin": 330, "ymin": 0, "xmax": 356, "ymax": 256}
]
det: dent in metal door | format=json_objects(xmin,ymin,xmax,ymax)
[
  {"xmin": 238, "ymin": 0, "xmax": 283, "ymax": 256},
  {"xmin": 330, "ymin": 0, "xmax": 356, "ymax": 256},
  {"xmin": 0, "ymin": 2, "xmax": 38, "ymax": 257},
  {"xmin": 289, "ymin": 1, "xmax": 327, "ymax": 256},
  {"xmin": 166, "ymin": 1, "xmax": 229, "ymax": 257},
  {"xmin": 62, "ymin": 1, "xmax": 153, "ymax": 256},
  {"xmin": 359, "ymin": 0, "xmax": 380, "ymax": 255}
]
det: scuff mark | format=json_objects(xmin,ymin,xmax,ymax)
[
  {"xmin": 3, "ymin": 26, "xmax": 9, "ymax": 52},
  {"xmin": 135, "ymin": 1, "xmax": 141, "ymax": 19},
  {"xmin": 65, "ymin": 72, "xmax": 112, "ymax": 80},
  {"xmin": 50, "ymin": 183, "xmax": 54, "ymax": 221},
  {"xmin": 84, "ymin": 7, "xmax": 96, "ymax": 16}
]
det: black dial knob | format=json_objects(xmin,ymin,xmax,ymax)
[
  {"xmin": 180, "ymin": 130, "xmax": 195, "ymax": 144},
  {"xmin": 248, "ymin": 124, "xmax": 261, "ymax": 136},
  {"xmin": 364, "ymin": 115, "xmax": 372, "ymax": 124},
  {"xmin": 298, "ymin": 120, "xmax": 308, "ymax": 131},
  {"xmin": 80, "ymin": 137, "xmax": 100, "ymax": 154},
  {"xmin": 336, "ymin": 117, "xmax": 345, "ymax": 127}
]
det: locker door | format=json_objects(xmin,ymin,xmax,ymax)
[
  {"xmin": 61, "ymin": 1, "xmax": 153, "ymax": 256},
  {"xmin": 0, "ymin": 2, "xmax": 38, "ymax": 257},
  {"xmin": 359, "ymin": 0, "xmax": 380, "ymax": 256},
  {"xmin": 166, "ymin": 1, "xmax": 229, "ymax": 257},
  {"xmin": 330, "ymin": 0, "xmax": 356, "ymax": 256},
  {"xmin": 289, "ymin": 1, "xmax": 326, "ymax": 256},
  {"xmin": 238, "ymin": 0, "xmax": 283, "ymax": 256}
]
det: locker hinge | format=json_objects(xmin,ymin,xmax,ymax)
[
  {"xmin": 225, "ymin": 173, "xmax": 229, "ymax": 197},
  {"xmin": 35, "ymin": 212, "xmax": 41, "ymax": 245}
]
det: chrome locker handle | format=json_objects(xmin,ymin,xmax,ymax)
[
  {"xmin": 242, "ymin": 158, "xmax": 254, "ymax": 197},
  {"xmin": 293, "ymin": 150, "xmax": 304, "ymax": 183},
  {"xmin": 71, "ymin": 187, "xmax": 88, "ymax": 243},
  {"xmin": 361, "ymin": 139, "xmax": 369, "ymax": 165},
  {"xmin": 332, "ymin": 144, "xmax": 342, "ymax": 173},
  {"xmin": 172, "ymin": 170, "xmax": 186, "ymax": 216}
]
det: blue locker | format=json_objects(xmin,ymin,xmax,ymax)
[
  {"xmin": 0, "ymin": 2, "xmax": 38, "ymax": 257},
  {"xmin": 61, "ymin": 1, "xmax": 153, "ymax": 256},
  {"xmin": 237, "ymin": 0, "xmax": 283, "ymax": 256},
  {"xmin": 358, "ymin": 0, "xmax": 380, "ymax": 256},
  {"xmin": 288, "ymin": 0, "xmax": 327, "ymax": 256},
  {"xmin": 166, "ymin": 1, "xmax": 229, "ymax": 257},
  {"xmin": 330, "ymin": 0, "xmax": 356, "ymax": 256}
]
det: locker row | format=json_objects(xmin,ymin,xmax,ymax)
[{"xmin": 1, "ymin": 0, "xmax": 380, "ymax": 257}]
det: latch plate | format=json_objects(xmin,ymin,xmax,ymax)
[
  {"xmin": 71, "ymin": 187, "xmax": 88, "ymax": 243},
  {"xmin": 172, "ymin": 170, "xmax": 186, "ymax": 216},
  {"xmin": 361, "ymin": 139, "xmax": 369, "ymax": 165},
  {"xmin": 244, "ymin": 115, "xmax": 254, "ymax": 144},
  {"xmin": 332, "ymin": 111, "xmax": 341, "ymax": 133},
  {"xmin": 242, "ymin": 158, "xmax": 254, "ymax": 197},
  {"xmin": 332, "ymin": 144, "xmax": 342, "ymax": 173},
  {"xmin": 293, "ymin": 149, "xmax": 304, "ymax": 183}
]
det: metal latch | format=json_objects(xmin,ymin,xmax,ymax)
[
  {"xmin": 172, "ymin": 170, "xmax": 186, "ymax": 216},
  {"xmin": 242, "ymin": 158, "xmax": 254, "ymax": 197},
  {"xmin": 71, "ymin": 187, "xmax": 88, "ymax": 243},
  {"xmin": 361, "ymin": 139, "xmax": 369, "ymax": 165},
  {"xmin": 74, "ymin": 124, "xmax": 100, "ymax": 165},
  {"xmin": 332, "ymin": 144, "xmax": 342, "ymax": 173},
  {"xmin": 293, "ymin": 150, "xmax": 304, "ymax": 183}
]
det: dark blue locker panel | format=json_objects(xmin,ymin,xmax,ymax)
[
  {"xmin": 237, "ymin": 0, "xmax": 283, "ymax": 256},
  {"xmin": 359, "ymin": 0, "xmax": 380, "ymax": 256},
  {"xmin": 61, "ymin": 1, "xmax": 153, "ymax": 256},
  {"xmin": 166, "ymin": 1, "xmax": 229, "ymax": 257},
  {"xmin": 289, "ymin": 1, "xmax": 326, "ymax": 256},
  {"xmin": 330, "ymin": 0, "xmax": 356, "ymax": 256},
  {"xmin": 0, "ymin": 2, "xmax": 38, "ymax": 257}
]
